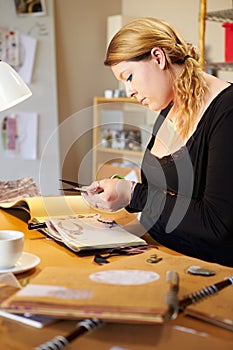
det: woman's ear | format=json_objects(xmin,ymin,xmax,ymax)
[{"xmin": 151, "ymin": 48, "xmax": 166, "ymax": 69}]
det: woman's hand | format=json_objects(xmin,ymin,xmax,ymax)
[{"xmin": 82, "ymin": 178, "xmax": 133, "ymax": 212}]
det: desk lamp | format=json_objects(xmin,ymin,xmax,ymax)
[{"xmin": 0, "ymin": 61, "xmax": 32, "ymax": 112}]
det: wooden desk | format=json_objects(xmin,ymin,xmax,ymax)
[{"xmin": 0, "ymin": 210, "xmax": 232, "ymax": 350}]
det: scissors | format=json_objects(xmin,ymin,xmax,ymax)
[{"xmin": 59, "ymin": 179, "xmax": 89, "ymax": 193}]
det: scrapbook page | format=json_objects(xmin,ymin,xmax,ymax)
[{"xmin": 0, "ymin": 183, "xmax": 147, "ymax": 252}]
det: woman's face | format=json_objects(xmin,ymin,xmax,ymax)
[{"xmin": 111, "ymin": 49, "xmax": 174, "ymax": 111}]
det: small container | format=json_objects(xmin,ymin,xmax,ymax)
[
  {"xmin": 222, "ymin": 22, "xmax": 233, "ymax": 62},
  {"xmin": 104, "ymin": 89, "xmax": 113, "ymax": 98}
]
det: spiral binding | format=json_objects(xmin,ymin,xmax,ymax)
[
  {"xmin": 76, "ymin": 318, "xmax": 101, "ymax": 332},
  {"xmin": 34, "ymin": 319, "xmax": 103, "ymax": 350},
  {"xmin": 34, "ymin": 336, "xmax": 69, "ymax": 350},
  {"xmin": 179, "ymin": 275, "xmax": 233, "ymax": 312},
  {"xmin": 189, "ymin": 284, "xmax": 218, "ymax": 304}
]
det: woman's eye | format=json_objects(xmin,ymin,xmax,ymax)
[{"xmin": 126, "ymin": 74, "xmax": 132, "ymax": 82}]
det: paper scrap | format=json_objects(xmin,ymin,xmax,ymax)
[
  {"xmin": 17, "ymin": 284, "xmax": 93, "ymax": 300},
  {"xmin": 89, "ymin": 270, "xmax": 160, "ymax": 286},
  {"xmin": 1, "ymin": 112, "xmax": 38, "ymax": 159},
  {"xmin": 17, "ymin": 34, "xmax": 37, "ymax": 83}
]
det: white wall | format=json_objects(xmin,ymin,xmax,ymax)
[
  {"xmin": 122, "ymin": 0, "xmax": 233, "ymax": 82},
  {"xmin": 0, "ymin": 0, "xmax": 60, "ymax": 195},
  {"xmin": 122, "ymin": 0, "xmax": 200, "ymax": 43},
  {"xmin": 54, "ymin": 0, "xmax": 122, "ymax": 185}
]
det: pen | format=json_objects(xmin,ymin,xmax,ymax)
[
  {"xmin": 164, "ymin": 270, "xmax": 180, "ymax": 321},
  {"xmin": 34, "ymin": 318, "xmax": 103, "ymax": 350}
]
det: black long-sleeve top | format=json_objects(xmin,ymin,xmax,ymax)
[{"xmin": 127, "ymin": 84, "xmax": 233, "ymax": 267}]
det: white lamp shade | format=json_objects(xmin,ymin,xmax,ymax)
[{"xmin": 0, "ymin": 61, "xmax": 32, "ymax": 112}]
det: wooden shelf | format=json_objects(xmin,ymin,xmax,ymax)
[
  {"xmin": 96, "ymin": 146, "xmax": 143, "ymax": 157},
  {"xmin": 94, "ymin": 96, "xmax": 139, "ymax": 104},
  {"xmin": 206, "ymin": 62, "xmax": 233, "ymax": 71}
]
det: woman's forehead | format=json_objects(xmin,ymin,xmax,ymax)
[{"xmin": 111, "ymin": 61, "xmax": 140, "ymax": 80}]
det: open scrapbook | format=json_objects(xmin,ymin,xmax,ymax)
[{"xmin": 0, "ymin": 192, "xmax": 147, "ymax": 252}]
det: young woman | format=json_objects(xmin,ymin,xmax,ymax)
[{"xmin": 83, "ymin": 18, "xmax": 233, "ymax": 267}]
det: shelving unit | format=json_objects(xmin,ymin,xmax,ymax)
[
  {"xmin": 92, "ymin": 97, "xmax": 154, "ymax": 181},
  {"xmin": 206, "ymin": 9, "xmax": 233, "ymax": 22},
  {"xmin": 207, "ymin": 61, "xmax": 233, "ymax": 71},
  {"xmin": 203, "ymin": 6, "xmax": 233, "ymax": 72}
]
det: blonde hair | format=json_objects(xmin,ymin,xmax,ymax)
[{"xmin": 105, "ymin": 17, "xmax": 207, "ymax": 139}]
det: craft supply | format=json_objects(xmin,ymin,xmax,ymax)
[
  {"xmin": 111, "ymin": 174, "xmax": 125, "ymax": 179},
  {"xmin": 28, "ymin": 222, "xmax": 47, "ymax": 230},
  {"xmin": 59, "ymin": 179, "xmax": 89, "ymax": 193},
  {"xmin": 146, "ymin": 253, "xmax": 162, "ymax": 263},
  {"xmin": 94, "ymin": 245, "xmax": 153, "ymax": 264},
  {"xmin": 0, "ymin": 310, "xmax": 56, "ymax": 328},
  {"xmin": 187, "ymin": 265, "xmax": 216, "ymax": 276}
]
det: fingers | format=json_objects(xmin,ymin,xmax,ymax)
[
  {"xmin": 81, "ymin": 180, "xmax": 106, "ymax": 210},
  {"xmin": 94, "ymin": 179, "xmax": 132, "ymax": 212},
  {"xmin": 81, "ymin": 178, "xmax": 133, "ymax": 212},
  {"xmin": 85, "ymin": 180, "xmax": 102, "ymax": 193}
]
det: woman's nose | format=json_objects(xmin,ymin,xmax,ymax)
[{"xmin": 125, "ymin": 84, "xmax": 137, "ymax": 99}]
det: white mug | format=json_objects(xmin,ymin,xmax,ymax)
[{"xmin": 0, "ymin": 230, "xmax": 24, "ymax": 268}]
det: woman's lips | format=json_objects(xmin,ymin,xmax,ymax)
[{"xmin": 141, "ymin": 98, "xmax": 147, "ymax": 105}]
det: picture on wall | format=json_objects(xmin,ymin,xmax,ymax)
[{"xmin": 14, "ymin": 0, "xmax": 46, "ymax": 16}]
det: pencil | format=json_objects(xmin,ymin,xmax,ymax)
[{"xmin": 34, "ymin": 318, "xmax": 103, "ymax": 350}]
